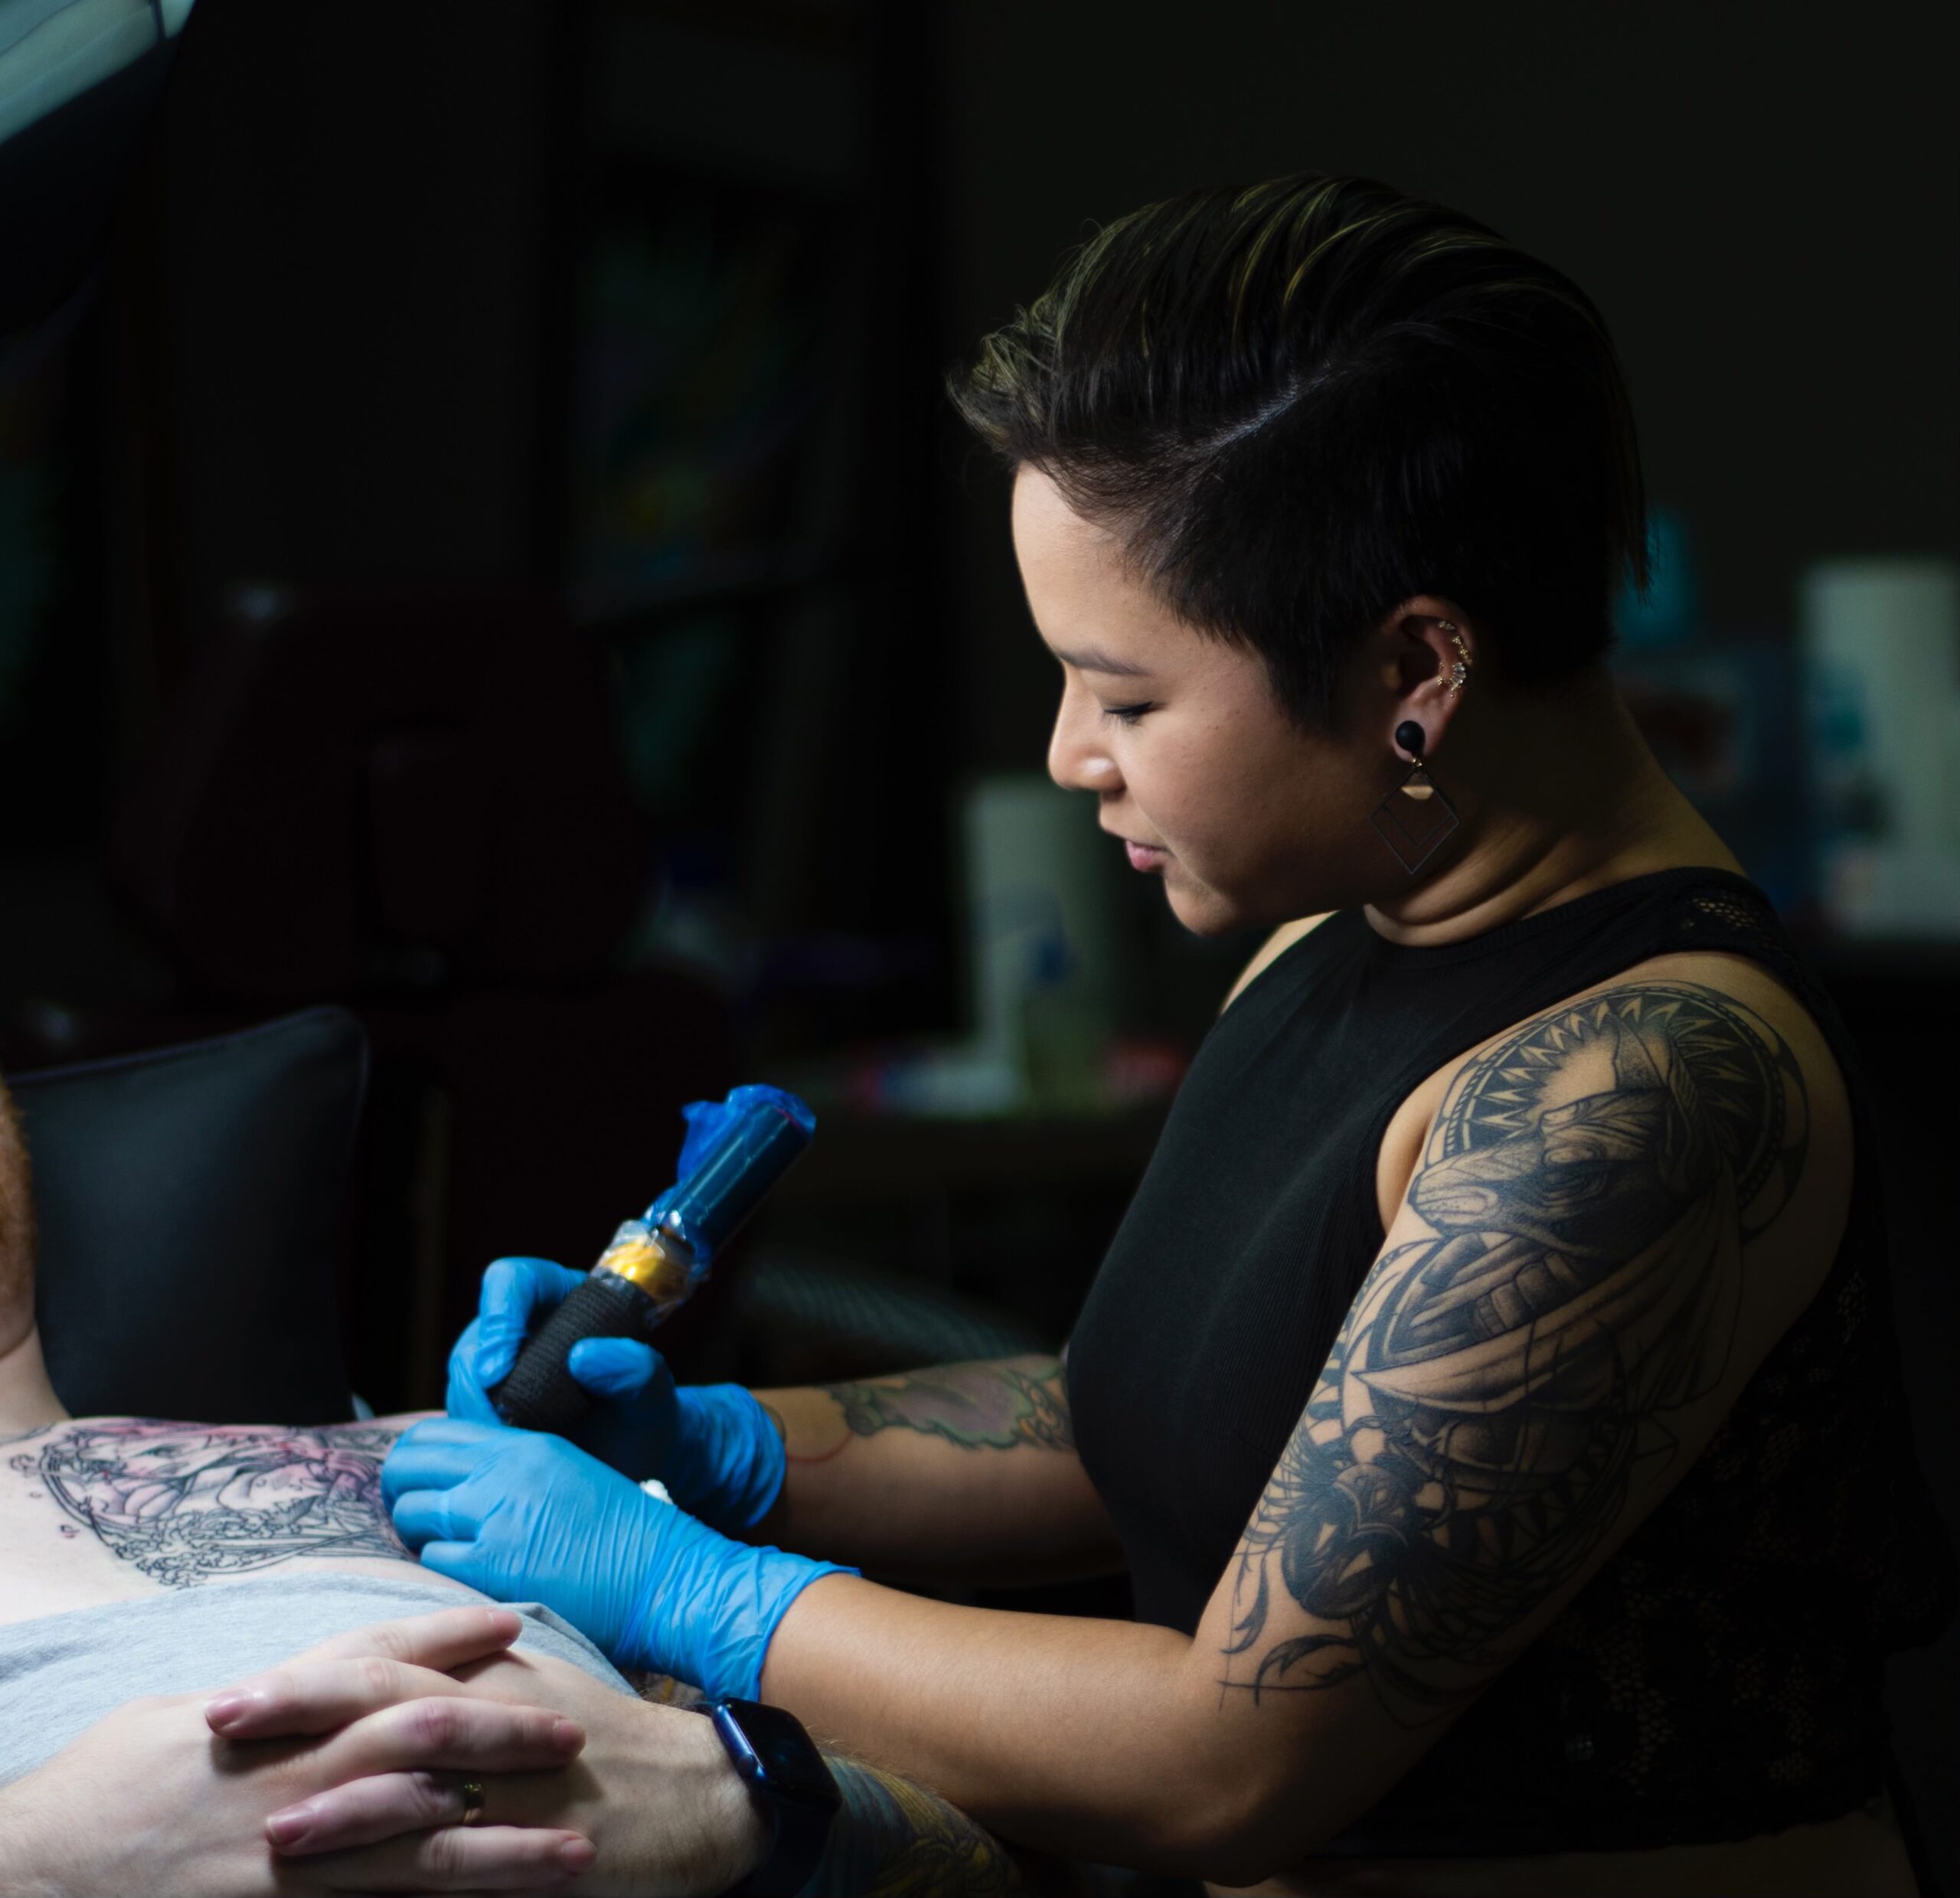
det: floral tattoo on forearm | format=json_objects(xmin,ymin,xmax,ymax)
[{"xmin": 815, "ymin": 1357, "xmax": 1076, "ymax": 1453}]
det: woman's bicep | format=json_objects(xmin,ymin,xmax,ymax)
[{"xmin": 1185, "ymin": 971, "xmax": 1842, "ymax": 1869}]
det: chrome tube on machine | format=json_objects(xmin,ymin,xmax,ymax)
[{"xmin": 489, "ymin": 1085, "xmax": 815, "ymax": 1436}]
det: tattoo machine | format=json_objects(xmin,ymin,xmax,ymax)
[{"xmin": 489, "ymin": 1084, "xmax": 815, "ymax": 1436}]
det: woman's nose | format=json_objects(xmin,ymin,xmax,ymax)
[{"xmin": 1047, "ymin": 684, "xmax": 1119, "ymax": 795}]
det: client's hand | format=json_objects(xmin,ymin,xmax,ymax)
[
  {"xmin": 0, "ymin": 1606, "xmax": 593, "ymax": 1896},
  {"xmin": 219, "ymin": 1639, "xmax": 771, "ymax": 1898},
  {"xmin": 384, "ymin": 1418, "xmax": 853, "ymax": 1701},
  {"xmin": 449, "ymin": 1256, "xmax": 786, "ymax": 1531}
]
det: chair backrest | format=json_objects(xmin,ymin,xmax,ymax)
[{"xmin": 13, "ymin": 1006, "xmax": 364, "ymax": 1423}]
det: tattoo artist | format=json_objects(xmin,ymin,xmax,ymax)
[{"xmin": 357, "ymin": 178, "xmax": 1948, "ymax": 1896}]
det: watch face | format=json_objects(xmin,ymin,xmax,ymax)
[{"xmin": 715, "ymin": 1700, "xmax": 841, "ymax": 1811}]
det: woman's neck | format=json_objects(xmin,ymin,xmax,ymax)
[{"xmin": 1365, "ymin": 669, "xmax": 1741, "ymax": 949}]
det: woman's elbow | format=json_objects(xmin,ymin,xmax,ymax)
[{"xmin": 1145, "ymin": 1758, "xmax": 1340, "ymax": 1887}]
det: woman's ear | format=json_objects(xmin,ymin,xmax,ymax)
[{"xmin": 1382, "ymin": 598, "xmax": 1475, "ymax": 755}]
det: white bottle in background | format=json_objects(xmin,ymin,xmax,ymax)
[{"xmin": 1799, "ymin": 557, "xmax": 1960, "ymax": 937}]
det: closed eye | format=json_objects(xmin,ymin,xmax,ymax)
[{"xmin": 1102, "ymin": 702, "xmax": 1155, "ymax": 726}]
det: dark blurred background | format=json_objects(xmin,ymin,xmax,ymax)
[{"xmin": 1, "ymin": 0, "xmax": 1955, "ymax": 1880}]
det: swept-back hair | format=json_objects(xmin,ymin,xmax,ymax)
[{"xmin": 949, "ymin": 174, "xmax": 1647, "ymax": 730}]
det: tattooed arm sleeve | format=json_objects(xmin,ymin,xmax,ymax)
[
  {"xmin": 579, "ymin": 978, "xmax": 1841, "ymax": 1881},
  {"xmin": 753, "ymin": 1358, "xmax": 1121, "ymax": 1583},
  {"xmin": 1185, "ymin": 976, "xmax": 1840, "ymax": 1854}
]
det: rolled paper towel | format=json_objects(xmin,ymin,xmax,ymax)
[
  {"xmin": 963, "ymin": 773, "xmax": 1117, "ymax": 1098},
  {"xmin": 1800, "ymin": 559, "xmax": 1960, "ymax": 935}
]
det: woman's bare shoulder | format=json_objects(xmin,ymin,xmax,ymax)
[{"xmin": 1383, "ymin": 947, "xmax": 1853, "ymax": 1318}]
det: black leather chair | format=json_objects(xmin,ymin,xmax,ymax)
[{"xmin": 13, "ymin": 1007, "xmax": 366, "ymax": 1424}]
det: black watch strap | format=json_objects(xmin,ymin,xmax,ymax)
[
  {"xmin": 692, "ymin": 1699, "xmax": 840, "ymax": 1898},
  {"xmin": 725, "ymin": 1796, "xmax": 826, "ymax": 1898}
]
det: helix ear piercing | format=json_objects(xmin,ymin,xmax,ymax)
[{"xmin": 1440, "ymin": 621, "xmax": 1471, "ymax": 697}]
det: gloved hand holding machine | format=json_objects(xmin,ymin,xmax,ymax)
[
  {"xmin": 382, "ymin": 1084, "xmax": 857, "ymax": 1703},
  {"xmin": 488, "ymin": 1083, "xmax": 812, "ymax": 1444}
]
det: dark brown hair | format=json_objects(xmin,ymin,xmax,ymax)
[{"xmin": 950, "ymin": 174, "xmax": 1648, "ymax": 730}]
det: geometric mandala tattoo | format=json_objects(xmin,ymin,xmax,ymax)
[
  {"xmin": 1223, "ymin": 981, "xmax": 1810, "ymax": 1715},
  {"xmin": 11, "ymin": 1422, "xmax": 407, "ymax": 1588}
]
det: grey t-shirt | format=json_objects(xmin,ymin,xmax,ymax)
[{"xmin": 0, "ymin": 1572, "xmax": 632, "ymax": 1785}]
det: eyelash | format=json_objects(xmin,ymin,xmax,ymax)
[{"xmin": 1102, "ymin": 702, "xmax": 1155, "ymax": 726}]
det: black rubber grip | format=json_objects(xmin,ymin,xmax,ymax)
[{"xmin": 490, "ymin": 1273, "xmax": 660, "ymax": 1436}]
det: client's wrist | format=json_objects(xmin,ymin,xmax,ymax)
[
  {"xmin": 0, "ymin": 1772, "xmax": 77, "ymax": 1895},
  {"xmin": 676, "ymin": 1706, "xmax": 775, "ymax": 1896}
]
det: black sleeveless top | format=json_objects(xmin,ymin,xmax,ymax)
[{"xmin": 1067, "ymin": 868, "xmax": 1955, "ymax": 1854}]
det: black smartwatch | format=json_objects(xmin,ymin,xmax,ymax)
[{"xmin": 691, "ymin": 1697, "xmax": 841, "ymax": 1898}]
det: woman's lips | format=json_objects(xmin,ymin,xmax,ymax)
[{"xmin": 1124, "ymin": 840, "xmax": 1168, "ymax": 872}]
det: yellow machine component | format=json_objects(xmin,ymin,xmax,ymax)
[{"xmin": 593, "ymin": 1220, "xmax": 697, "ymax": 1316}]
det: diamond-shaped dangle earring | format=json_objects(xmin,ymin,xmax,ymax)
[{"xmin": 1370, "ymin": 719, "xmax": 1460, "ymax": 874}]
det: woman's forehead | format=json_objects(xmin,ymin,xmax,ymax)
[{"xmin": 1011, "ymin": 468, "xmax": 1204, "ymax": 669}]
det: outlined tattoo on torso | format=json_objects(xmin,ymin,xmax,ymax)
[
  {"xmin": 820, "ymin": 1357, "xmax": 1076, "ymax": 1452},
  {"xmin": 1223, "ymin": 980, "xmax": 1809, "ymax": 1716},
  {"xmin": 9, "ymin": 1422, "xmax": 408, "ymax": 1587}
]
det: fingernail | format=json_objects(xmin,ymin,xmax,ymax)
[
  {"xmin": 205, "ymin": 1690, "xmax": 264, "ymax": 1733},
  {"xmin": 559, "ymin": 1838, "xmax": 596, "ymax": 1875},
  {"xmin": 550, "ymin": 1717, "xmax": 583, "ymax": 1753},
  {"xmin": 266, "ymin": 1805, "xmax": 314, "ymax": 1847}
]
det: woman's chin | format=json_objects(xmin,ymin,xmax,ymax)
[{"xmin": 1161, "ymin": 874, "xmax": 1247, "ymax": 939}]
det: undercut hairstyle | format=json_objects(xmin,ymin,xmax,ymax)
[
  {"xmin": 0, "ymin": 1077, "xmax": 32, "ymax": 1334},
  {"xmin": 949, "ymin": 173, "xmax": 1648, "ymax": 730}
]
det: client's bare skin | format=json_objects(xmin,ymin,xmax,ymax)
[
  {"xmin": 0, "ymin": 1406, "xmax": 1048, "ymax": 1895},
  {"xmin": 0, "ymin": 1331, "xmax": 760, "ymax": 1893},
  {"xmin": 0, "ymin": 1080, "xmax": 1054, "ymax": 1897}
]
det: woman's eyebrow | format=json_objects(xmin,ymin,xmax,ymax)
[{"xmin": 1050, "ymin": 643, "xmax": 1152, "ymax": 678}]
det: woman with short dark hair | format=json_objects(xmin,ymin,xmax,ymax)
[{"xmin": 378, "ymin": 175, "xmax": 1955, "ymax": 1895}]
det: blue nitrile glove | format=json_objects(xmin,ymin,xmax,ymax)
[
  {"xmin": 446, "ymin": 1256, "xmax": 786, "ymax": 1533},
  {"xmin": 382, "ymin": 1418, "xmax": 852, "ymax": 1702}
]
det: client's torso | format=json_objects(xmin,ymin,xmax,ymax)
[
  {"xmin": 0, "ymin": 1414, "xmax": 634, "ymax": 1788},
  {"xmin": 0, "ymin": 1413, "xmax": 455, "ymax": 1625}
]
